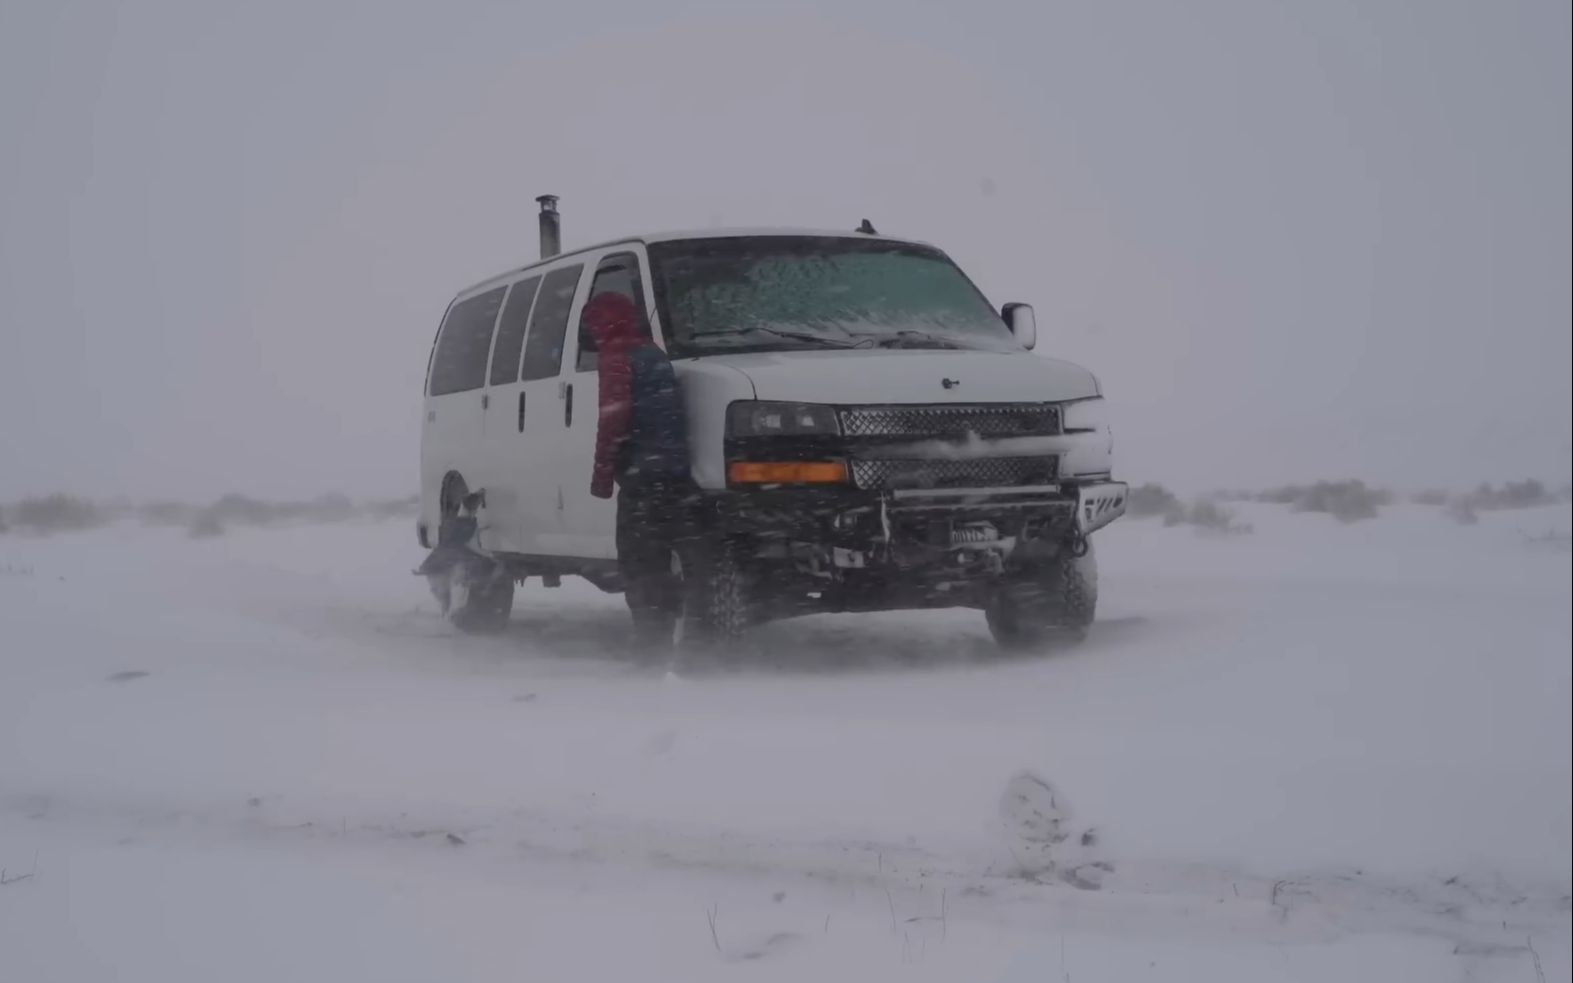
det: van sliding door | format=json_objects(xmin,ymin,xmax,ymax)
[
  {"xmin": 471, "ymin": 275, "xmax": 540, "ymax": 553},
  {"xmin": 507, "ymin": 262, "xmax": 585, "ymax": 556}
]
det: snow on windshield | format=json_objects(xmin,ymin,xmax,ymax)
[{"xmin": 649, "ymin": 237, "xmax": 1018, "ymax": 353}]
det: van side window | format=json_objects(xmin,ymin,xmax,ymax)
[
  {"xmin": 489, "ymin": 276, "xmax": 541, "ymax": 386},
  {"xmin": 577, "ymin": 253, "xmax": 646, "ymax": 373},
  {"xmin": 428, "ymin": 286, "xmax": 506, "ymax": 396},
  {"xmin": 520, "ymin": 264, "xmax": 585, "ymax": 381}
]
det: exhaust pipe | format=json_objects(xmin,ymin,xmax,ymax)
[{"xmin": 536, "ymin": 194, "xmax": 561, "ymax": 259}]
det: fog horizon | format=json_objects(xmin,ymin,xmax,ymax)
[{"xmin": 3, "ymin": 0, "xmax": 1569, "ymax": 501}]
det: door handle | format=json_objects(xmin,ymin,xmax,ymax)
[
  {"xmin": 481, "ymin": 393, "xmax": 490, "ymax": 410},
  {"xmin": 563, "ymin": 383, "xmax": 574, "ymax": 427},
  {"xmin": 517, "ymin": 391, "xmax": 527, "ymax": 432}
]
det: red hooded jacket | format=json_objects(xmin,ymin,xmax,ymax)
[
  {"xmin": 582, "ymin": 293, "xmax": 690, "ymax": 499},
  {"xmin": 584, "ymin": 293, "xmax": 640, "ymax": 499}
]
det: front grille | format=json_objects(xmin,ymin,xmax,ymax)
[
  {"xmin": 850, "ymin": 456, "xmax": 1059, "ymax": 491},
  {"xmin": 838, "ymin": 403, "xmax": 1061, "ymax": 439}
]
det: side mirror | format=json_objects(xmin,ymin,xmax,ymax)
[{"xmin": 1003, "ymin": 302, "xmax": 1037, "ymax": 350}]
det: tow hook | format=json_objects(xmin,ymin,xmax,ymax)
[{"xmin": 1069, "ymin": 532, "xmax": 1090, "ymax": 558}]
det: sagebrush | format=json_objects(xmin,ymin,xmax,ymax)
[{"xmin": 8, "ymin": 494, "xmax": 105, "ymax": 533}]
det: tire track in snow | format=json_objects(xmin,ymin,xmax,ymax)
[{"xmin": 5, "ymin": 789, "xmax": 1565, "ymax": 964}]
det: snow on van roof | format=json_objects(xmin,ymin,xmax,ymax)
[
  {"xmin": 453, "ymin": 227, "xmax": 937, "ymax": 299},
  {"xmin": 638, "ymin": 226, "xmax": 933, "ymax": 246}
]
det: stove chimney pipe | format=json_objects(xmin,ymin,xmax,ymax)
[{"xmin": 536, "ymin": 194, "xmax": 561, "ymax": 259}]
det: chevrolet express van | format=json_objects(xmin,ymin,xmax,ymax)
[{"xmin": 420, "ymin": 197, "xmax": 1126, "ymax": 647}]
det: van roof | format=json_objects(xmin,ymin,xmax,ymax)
[{"xmin": 454, "ymin": 227, "xmax": 937, "ymax": 299}]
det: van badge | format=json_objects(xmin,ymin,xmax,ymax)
[{"xmin": 941, "ymin": 377, "xmax": 960, "ymax": 390}]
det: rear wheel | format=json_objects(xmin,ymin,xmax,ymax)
[
  {"xmin": 439, "ymin": 472, "xmax": 469, "ymax": 519},
  {"xmin": 986, "ymin": 540, "xmax": 1098, "ymax": 651},
  {"xmin": 450, "ymin": 566, "xmax": 515, "ymax": 634}
]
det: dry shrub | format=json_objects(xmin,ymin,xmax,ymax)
[
  {"xmin": 1454, "ymin": 480, "xmax": 1559, "ymax": 513},
  {"xmin": 1127, "ymin": 483, "xmax": 1183, "ymax": 519},
  {"xmin": 1164, "ymin": 499, "xmax": 1253, "ymax": 536},
  {"xmin": 187, "ymin": 511, "xmax": 226, "ymax": 538},
  {"xmin": 1257, "ymin": 480, "xmax": 1390, "ymax": 522},
  {"xmin": 9, "ymin": 494, "xmax": 105, "ymax": 533}
]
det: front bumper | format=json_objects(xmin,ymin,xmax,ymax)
[
  {"xmin": 707, "ymin": 480, "xmax": 1128, "ymax": 545},
  {"xmin": 705, "ymin": 480, "xmax": 1124, "ymax": 616},
  {"xmin": 1071, "ymin": 481, "xmax": 1129, "ymax": 535},
  {"xmin": 881, "ymin": 480, "xmax": 1127, "ymax": 524}
]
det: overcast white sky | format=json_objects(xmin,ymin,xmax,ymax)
[{"xmin": 1, "ymin": 0, "xmax": 1568, "ymax": 500}]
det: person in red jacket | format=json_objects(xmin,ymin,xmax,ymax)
[{"xmin": 582, "ymin": 291, "xmax": 695, "ymax": 648}]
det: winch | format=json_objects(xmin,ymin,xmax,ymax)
[{"xmin": 950, "ymin": 522, "xmax": 1000, "ymax": 547}]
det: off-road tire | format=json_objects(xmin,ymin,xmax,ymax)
[
  {"xmin": 440, "ymin": 473, "xmax": 469, "ymax": 518},
  {"xmin": 451, "ymin": 569, "xmax": 514, "ymax": 635},
  {"xmin": 986, "ymin": 540, "xmax": 1098, "ymax": 650},
  {"xmin": 682, "ymin": 541, "xmax": 752, "ymax": 646}
]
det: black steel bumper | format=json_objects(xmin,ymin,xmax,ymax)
[{"xmin": 704, "ymin": 481, "xmax": 1128, "ymax": 546}]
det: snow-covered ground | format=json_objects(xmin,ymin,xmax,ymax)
[{"xmin": 2, "ymin": 503, "xmax": 1569, "ymax": 982}]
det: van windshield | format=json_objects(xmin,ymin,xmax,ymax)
[{"xmin": 647, "ymin": 236, "xmax": 1020, "ymax": 357}]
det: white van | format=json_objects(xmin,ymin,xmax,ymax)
[{"xmin": 419, "ymin": 197, "xmax": 1127, "ymax": 647}]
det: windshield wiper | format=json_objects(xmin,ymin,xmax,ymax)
[
  {"xmin": 863, "ymin": 330, "xmax": 971, "ymax": 350},
  {"xmin": 744, "ymin": 326, "xmax": 872, "ymax": 350}
]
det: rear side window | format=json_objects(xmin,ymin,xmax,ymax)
[
  {"xmin": 520, "ymin": 264, "xmax": 584, "ymax": 381},
  {"xmin": 577, "ymin": 252, "xmax": 647, "ymax": 373},
  {"xmin": 428, "ymin": 287, "xmax": 506, "ymax": 396},
  {"xmin": 488, "ymin": 276, "xmax": 541, "ymax": 386}
]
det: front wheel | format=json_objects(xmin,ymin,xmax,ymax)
[
  {"xmin": 986, "ymin": 540, "xmax": 1098, "ymax": 651},
  {"xmin": 681, "ymin": 541, "xmax": 753, "ymax": 646}
]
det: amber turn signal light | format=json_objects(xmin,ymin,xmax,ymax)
[{"xmin": 727, "ymin": 460, "xmax": 849, "ymax": 485}]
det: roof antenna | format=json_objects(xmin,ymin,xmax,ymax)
[{"xmin": 856, "ymin": 218, "xmax": 877, "ymax": 235}]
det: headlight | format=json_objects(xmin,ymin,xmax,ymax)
[
  {"xmin": 1060, "ymin": 396, "xmax": 1109, "ymax": 434},
  {"xmin": 727, "ymin": 401, "xmax": 840, "ymax": 437}
]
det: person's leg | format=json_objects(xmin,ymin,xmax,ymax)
[
  {"xmin": 669, "ymin": 484, "xmax": 712, "ymax": 622},
  {"xmin": 617, "ymin": 486, "xmax": 677, "ymax": 648},
  {"xmin": 647, "ymin": 482, "xmax": 693, "ymax": 623}
]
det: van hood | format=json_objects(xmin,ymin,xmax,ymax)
[{"xmin": 699, "ymin": 349, "xmax": 1100, "ymax": 405}]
